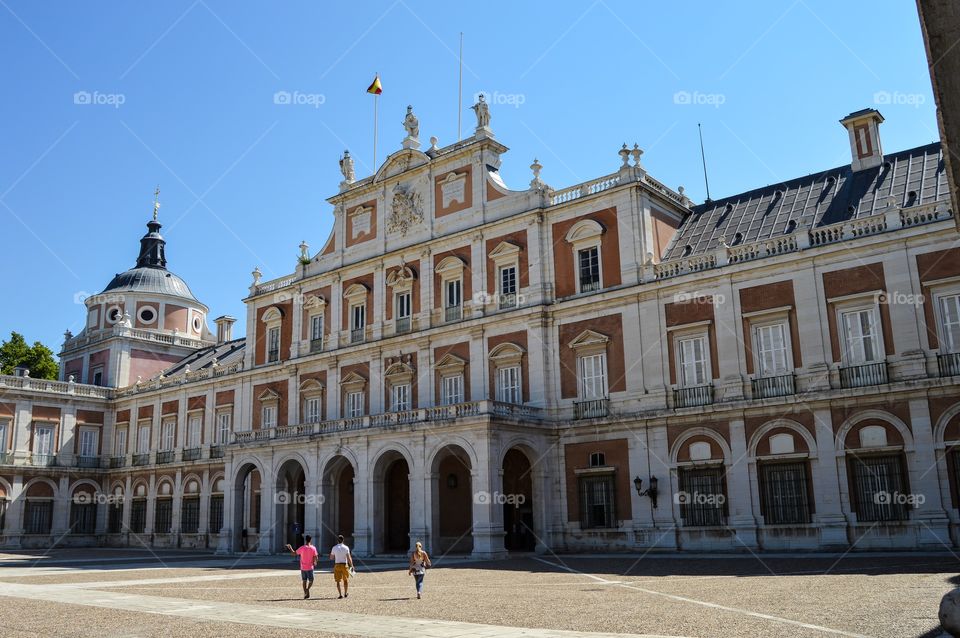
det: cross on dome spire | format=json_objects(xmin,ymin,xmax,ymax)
[{"xmin": 152, "ymin": 185, "xmax": 161, "ymax": 221}]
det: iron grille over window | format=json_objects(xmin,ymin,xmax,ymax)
[
  {"xmin": 678, "ymin": 466, "xmax": 727, "ymax": 527},
  {"xmin": 108, "ymin": 504, "xmax": 123, "ymax": 533},
  {"xmin": 130, "ymin": 499, "xmax": 147, "ymax": 534},
  {"xmin": 25, "ymin": 501, "xmax": 52, "ymax": 534},
  {"xmin": 209, "ymin": 495, "xmax": 224, "ymax": 533},
  {"xmin": 578, "ymin": 474, "xmax": 616, "ymax": 528},
  {"xmin": 759, "ymin": 461, "xmax": 811, "ymax": 524},
  {"xmin": 70, "ymin": 502, "xmax": 96, "ymax": 534},
  {"xmin": 181, "ymin": 497, "xmax": 200, "ymax": 533},
  {"xmin": 850, "ymin": 454, "xmax": 909, "ymax": 522},
  {"xmin": 154, "ymin": 499, "xmax": 173, "ymax": 533}
]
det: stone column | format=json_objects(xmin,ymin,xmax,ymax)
[
  {"xmin": 58, "ymin": 406, "xmax": 78, "ymax": 466},
  {"xmin": 884, "ymin": 250, "xmax": 928, "ymax": 379},
  {"xmin": 369, "ymin": 351, "xmax": 384, "ymax": 415},
  {"xmin": 470, "ymin": 435, "xmax": 507, "ymax": 559},
  {"xmin": 638, "ymin": 298, "xmax": 668, "ymax": 410},
  {"xmin": 51, "ymin": 475, "xmax": 70, "ymax": 539},
  {"xmin": 907, "ymin": 398, "xmax": 951, "ymax": 546},
  {"xmin": 198, "ymin": 469, "xmax": 210, "ymax": 539},
  {"xmin": 145, "ymin": 475, "xmax": 156, "ymax": 535},
  {"xmin": 12, "ymin": 401, "xmax": 32, "ymax": 462},
  {"xmin": 469, "ymin": 327, "xmax": 485, "ymax": 401},
  {"xmin": 372, "ymin": 265, "xmax": 385, "ymax": 341},
  {"xmin": 4, "ymin": 475, "xmax": 24, "ymax": 546},
  {"xmin": 525, "ymin": 215, "xmax": 546, "ymax": 306},
  {"xmin": 287, "ymin": 373, "xmax": 299, "ymax": 426},
  {"xmin": 257, "ymin": 458, "xmax": 275, "ymax": 554},
  {"xmin": 410, "ymin": 439, "xmax": 428, "ymax": 555},
  {"xmin": 794, "ymin": 266, "xmax": 832, "ymax": 391},
  {"xmin": 122, "ymin": 475, "xmax": 133, "ymax": 545},
  {"xmin": 470, "ymin": 233, "xmax": 485, "ymax": 320},
  {"xmin": 328, "ymin": 360, "xmax": 340, "ymax": 419},
  {"xmin": 811, "ymin": 407, "xmax": 849, "ymax": 547},
  {"xmin": 216, "ymin": 459, "xmax": 233, "ymax": 554},
  {"xmin": 171, "ymin": 470, "xmax": 183, "ymax": 541},
  {"xmin": 713, "ymin": 280, "xmax": 745, "ymax": 401},
  {"xmin": 727, "ymin": 418, "xmax": 757, "ymax": 548},
  {"xmin": 352, "ymin": 445, "xmax": 371, "ymax": 556},
  {"xmin": 525, "ymin": 314, "xmax": 550, "ymax": 408}
]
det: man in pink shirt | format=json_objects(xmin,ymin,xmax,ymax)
[{"xmin": 285, "ymin": 535, "xmax": 319, "ymax": 599}]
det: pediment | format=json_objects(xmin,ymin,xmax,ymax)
[
  {"xmin": 434, "ymin": 353, "xmax": 467, "ymax": 371},
  {"xmin": 340, "ymin": 371, "xmax": 367, "ymax": 387},
  {"xmin": 299, "ymin": 378, "xmax": 325, "ymax": 394},
  {"xmin": 343, "ymin": 283, "xmax": 369, "ymax": 300},
  {"xmin": 262, "ymin": 306, "xmax": 283, "ymax": 323},
  {"xmin": 435, "ymin": 256, "xmax": 467, "ymax": 275},
  {"xmin": 565, "ymin": 218, "xmax": 605, "ymax": 243},
  {"xmin": 386, "ymin": 263, "xmax": 417, "ymax": 288},
  {"xmin": 373, "ymin": 149, "xmax": 430, "ymax": 183},
  {"xmin": 568, "ymin": 329, "xmax": 609, "ymax": 349},
  {"xmin": 384, "ymin": 361, "xmax": 415, "ymax": 379},
  {"xmin": 303, "ymin": 295, "xmax": 326, "ymax": 310},
  {"xmin": 489, "ymin": 342, "xmax": 526, "ymax": 361},
  {"xmin": 488, "ymin": 241, "xmax": 522, "ymax": 260},
  {"xmin": 257, "ymin": 388, "xmax": 280, "ymax": 401}
]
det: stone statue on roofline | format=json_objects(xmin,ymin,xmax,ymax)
[
  {"xmin": 403, "ymin": 105, "xmax": 419, "ymax": 139},
  {"xmin": 472, "ymin": 94, "xmax": 491, "ymax": 130},
  {"xmin": 339, "ymin": 150, "xmax": 355, "ymax": 184}
]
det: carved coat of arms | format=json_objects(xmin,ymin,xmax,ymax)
[{"xmin": 387, "ymin": 185, "xmax": 424, "ymax": 236}]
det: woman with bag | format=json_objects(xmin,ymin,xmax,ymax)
[{"xmin": 408, "ymin": 541, "xmax": 431, "ymax": 599}]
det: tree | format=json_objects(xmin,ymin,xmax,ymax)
[{"xmin": 0, "ymin": 332, "xmax": 59, "ymax": 380}]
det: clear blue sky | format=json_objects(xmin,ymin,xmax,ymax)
[{"xmin": 0, "ymin": 0, "xmax": 939, "ymax": 353}]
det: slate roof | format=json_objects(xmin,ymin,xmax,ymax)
[
  {"xmin": 101, "ymin": 267, "xmax": 199, "ymax": 301},
  {"xmin": 161, "ymin": 338, "xmax": 245, "ymax": 376},
  {"xmin": 663, "ymin": 142, "xmax": 948, "ymax": 260}
]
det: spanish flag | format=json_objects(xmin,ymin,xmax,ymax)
[{"xmin": 366, "ymin": 75, "xmax": 382, "ymax": 95}]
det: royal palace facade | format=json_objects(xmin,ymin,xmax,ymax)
[{"xmin": 1, "ymin": 103, "xmax": 959, "ymax": 557}]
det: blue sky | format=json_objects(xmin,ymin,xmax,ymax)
[{"xmin": 0, "ymin": 1, "xmax": 939, "ymax": 353}]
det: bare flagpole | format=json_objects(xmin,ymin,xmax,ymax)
[
  {"xmin": 374, "ymin": 75, "xmax": 379, "ymax": 169},
  {"xmin": 458, "ymin": 33, "xmax": 463, "ymax": 141},
  {"xmin": 698, "ymin": 122, "xmax": 711, "ymax": 202}
]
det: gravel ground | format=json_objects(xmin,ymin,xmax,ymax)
[{"xmin": 0, "ymin": 551, "xmax": 954, "ymax": 637}]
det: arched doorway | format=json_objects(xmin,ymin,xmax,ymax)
[
  {"xmin": 275, "ymin": 459, "xmax": 307, "ymax": 551},
  {"xmin": 374, "ymin": 450, "xmax": 410, "ymax": 554},
  {"xmin": 321, "ymin": 455, "xmax": 355, "ymax": 550},
  {"xmin": 431, "ymin": 445, "xmax": 473, "ymax": 554},
  {"xmin": 502, "ymin": 448, "xmax": 535, "ymax": 551},
  {"xmin": 232, "ymin": 463, "xmax": 261, "ymax": 553}
]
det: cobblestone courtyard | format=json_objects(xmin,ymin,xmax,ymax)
[{"xmin": 0, "ymin": 549, "xmax": 954, "ymax": 637}]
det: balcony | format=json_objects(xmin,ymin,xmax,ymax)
[
  {"xmin": 156, "ymin": 450, "xmax": 175, "ymax": 464},
  {"xmin": 209, "ymin": 445, "xmax": 225, "ymax": 459},
  {"xmin": 674, "ymin": 385, "xmax": 714, "ymax": 408},
  {"xmin": 579, "ymin": 279, "xmax": 601, "ymax": 293},
  {"xmin": 751, "ymin": 374, "xmax": 796, "ymax": 399},
  {"xmin": 310, "ymin": 338, "xmax": 324, "ymax": 353},
  {"xmin": 76, "ymin": 455, "xmax": 100, "ymax": 468},
  {"xmin": 182, "ymin": 447, "xmax": 202, "ymax": 462},
  {"xmin": 267, "ymin": 349, "xmax": 280, "ymax": 363},
  {"xmin": 30, "ymin": 454, "xmax": 57, "ymax": 467},
  {"xmin": 498, "ymin": 294, "xmax": 517, "ymax": 310},
  {"xmin": 574, "ymin": 398, "xmax": 609, "ymax": 419},
  {"xmin": 109, "ymin": 456, "xmax": 127, "ymax": 469},
  {"xmin": 350, "ymin": 327, "xmax": 365, "ymax": 344},
  {"xmin": 132, "ymin": 453, "xmax": 150, "ymax": 466},
  {"xmin": 0, "ymin": 452, "xmax": 9, "ymax": 465},
  {"xmin": 444, "ymin": 305, "xmax": 462, "ymax": 322},
  {"xmin": 395, "ymin": 317, "xmax": 411, "ymax": 334},
  {"xmin": 839, "ymin": 361, "xmax": 888, "ymax": 389},
  {"xmin": 939, "ymin": 352, "xmax": 960, "ymax": 377}
]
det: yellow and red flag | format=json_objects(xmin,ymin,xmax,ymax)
[{"xmin": 366, "ymin": 75, "xmax": 382, "ymax": 95}]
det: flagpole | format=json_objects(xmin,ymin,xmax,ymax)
[
  {"xmin": 373, "ymin": 89, "xmax": 379, "ymax": 169},
  {"xmin": 457, "ymin": 32, "xmax": 463, "ymax": 141}
]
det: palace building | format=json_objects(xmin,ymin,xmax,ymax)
[{"xmin": 1, "ymin": 101, "xmax": 959, "ymax": 556}]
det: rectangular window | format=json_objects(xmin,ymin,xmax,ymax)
[
  {"xmin": 759, "ymin": 461, "xmax": 811, "ymax": 524},
  {"xmin": 444, "ymin": 279, "xmax": 462, "ymax": 322},
  {"xmin": 130, "ymin": 499, "xmax": 147, "ymax": 534},
  {"xmin": 755, "ymin": 323, "xmax": 789, "ymax": 377},
  {"xmin": 0, "ymin": 419, "xmax": 7, "ymax": 452},
  {"xmin": 496, "ymin": 365, "xmax": 522, "ymax": 404},
  {"xmin": 33, "ymin": 425, "xmax": 53, "ymax": 458},
  {"xmin": 261, "ymin": 405, "xmax": 277, "ymax": 429},
  {"xmin": 304, "ymin": 397, "xmax": 321, "ymax": 423},
  {"xmin": 351, "ymin": 304, "xmax": 366, "ymax": 343},
  {"xmin": 154, "ymin": 499, "xmax": 173, "ymax": 533},
  {"xmin": 499, "ymin": 265, "xmax": 517, "ymax": 309},
  {"xmin": 395, "ymin": 292, "xmax": 412, "ymax": 333},
  {"xmin": 181, "ymin": 497, "xmax": 200, "ymax": 533},
  {"xmin": 678, "ymin": 466, "xmax": 727, "ymax": 527},
  {"xmin": 346, "ymin": 391, "xmax": 364, "ymax": 418},
  {"xmin": 70, "ymin": 502, "xmax": 96, "ymax": 534},
  {"xmin": 940, "ymin": 294, "xmax": 960, "ymax": 353},
  {"xmin": 267, "ymin": 326, "xmax": 280, "ymax": 363},
  {"xmin": 78, "ymin": 429, "xmax": 98, "ymax": 458},
  {"xmin": 577, "ymin": 246, "xmax": 600, "ymax": 293},
  {"xmin": 92, "ymin": 368, "xmax": 103, "ymax": 386},
  {"xmin": 187, "ymin": 415, "xmax": 202, "ymax": 448},
  {"xmin": 161, "ymin": 420, "xmax": 175, "ymax": 451},
  {"xmin": 216, "ymin": 412, "xmax": 232, "ymax": 443},
  {"xmin": 209, "ymin": 495, "xmax": 224, "ymax": 533},
  {"xmin": 25, "ymin": 501, "xmax": 52, "ymax": 534},
  {"xmin": 108, "ymin": 503, "xmax": 123, "ymax": 533},
  {"xmin": 578, "ymin": 353, "xmax": 608, "ymax": 400},
  {"xmin": 114, "ymin": 428, "xmax": 127, "ymax": 456},
  {"xmin": 310, "ymin": 314, "xmax": 324, "ymax": 348},
  {"xmin": 850, "ymin": 454, "xmax": 909, "ymax": 522},
  {"xmin": 441, "ymin": 374, "xmax": 464, "ymax": 405},
  {"xmin": 391, "ymin": 383, "xmax": 410, "ymax": 412},
  {"xmin": 677, "ymin": 335, "xmax": 709, "ymax": 387},
  {"xmin": 841, "ymin": 308, "xmax": 881, "ymax": 364},
  {"xmin": 137, "ymin": 425, "xmax": 150, "ymax": 454},
  {"xmin": 578, "ymin": 475, "xmax": 616, "ymax": 528}
]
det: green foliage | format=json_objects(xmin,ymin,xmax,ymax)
[{"xmin": 0, "ymin": 332, "xmax": 59, "ymax": 380}]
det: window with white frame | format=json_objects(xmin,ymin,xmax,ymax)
[
  {"xmin": 0, "ymin": 418, "xmax": 8, "ymax": 452},
  {"xmin": 939, "ymin": 293, "xmax": 960, "ymax": 353},
  {"xmin": 78, "ymin": 429, "xmax": 98, "ymax": 458},
  {"xmin": 261, "ymin": 405, "xmax": 276, "ymax": 429},
  {"xmin": 754, "ymin": 322, "xmax": 791, "ymax": 377},
  {"xmin": 391, "ymin": 383, "xmax": 410, "ymax": 412},
  {"xmin": 445, "ymin": 279, "xmax": 462, "ymax": 313},
  {"xmin": 216, "ymin": 411, "xmax": 231, "ymax": 443},
  {"xmin": 137, "ymin": 424, "xmax": 150, "ymax": 454},
  {"xmin": 34, "ymin": 424, "xmax": 54, "ymax": 457},
  {"xmin": 677, "ymin": 334, "xmax": 709, "ymax": 387},
  {"xmin": 91, "ymin": 367, "xmax": 104, "ymax": 386},
  {"xmin": 840, "ymin": 308, "xmax": 882, "ymax": 364},
  {"xmin": 304, "ymin": 397, "xmax": 321, "ymax": 423},
  {"xmin": 114, "ymin": 428, "xmax": 127, "ymax": 456},
  {"xmin": 441, "ymin": 374, "xmax": 464, "ymax": 405},
  {"xmin": 299, "ymin": 379, "xmax": 324, "ymax": 425},
  {"xmin": 395, "ymin": 291, "xmax": 412, "ymax": 332},
  {"xmin": 565, "ymin": 219, "xmax": 604, "ymax": 295},
  {"xmin": 436, "ymin": 256, "xmax": 466, "ymax": 322},
  {"xmin": 577, "ymin": 247, "xmax": 600, "ymax": 293},
  {"xmin": 498, "ymin": 265, "xmax": 517, "ymax": 309},
  {"xmin": 346, "ymin": 391, "xmax": 364, "ymax": 418},
  {"xmin": 578, "ymin": 353, "xmax": 608, "ymax": 399},
  {"xmin": 187, "ymin": 415, "xmax": 202, "ymax": 448},
  {"xmin": 310, "ymin": 314, "xmax": 324, "ymax": 349},
  {"xmin": 496, "ymin": 365, "xmax": 522, "ymax": 404},
  {"xmin": 161, "ymin": 419, "xmax": 176, "ymax": 451},
  {"xmin": 267, "ymin": 326, "xmax": 280, "ymax": 363},
  {"xmin": 488, "ymin": 241, "xmax": 522, "ymax": 310},
  {"xmin": 351, "ymin": 303, "xmax": 366, "ymax": 341}
]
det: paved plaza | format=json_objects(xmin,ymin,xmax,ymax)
[{"xmin": 0, "ymin": 549, "xmax": 954, "ymax": 637}]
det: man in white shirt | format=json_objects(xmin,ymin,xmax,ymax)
[{"xmin": 329, "ymin": 534, "xmax": 354, "ymax": 599}]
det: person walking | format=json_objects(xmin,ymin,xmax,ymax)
[
  {"xmin": 408, "ymin": 541, "xmax": 431, "ymax": 599},
  {"xmin": 329, "ymin": 534, "xmax": 354, "ymax": 599},
  {"xmin": 285, "ymin": 535, "xmax": 318, "ymax": 599}
]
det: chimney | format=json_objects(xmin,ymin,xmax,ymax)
[
  {"xmin": 213, "ymin": 315, "xmax": 236, "ymax": 344},
  {"xmin": 840, "ymin": 108, "xmax": 885, "ymax": 172}
]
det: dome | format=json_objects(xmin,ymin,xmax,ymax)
[{"xmin": 101, "ymin": 267, "xmax": 198, "ymax": 301}]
